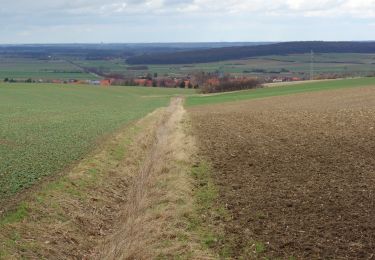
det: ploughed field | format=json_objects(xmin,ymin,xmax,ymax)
[{"xmin": 190, "ymin": 87, "xmax": 375, "ymax": 259}]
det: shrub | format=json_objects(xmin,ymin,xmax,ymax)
[{"xmin": 200, "ymin": 77, "xmax": 260, "ymax": 94}]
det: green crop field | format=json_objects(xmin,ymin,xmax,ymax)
[
  {"xmin": 0, "ymin": 83, "xmax": 195, "ymax": 198},
  {"xmin": 186, "ymin": 77, "xmax": 375, "ymax": 106},
  {"xmin": 0, "ymin": 58, "xmax": 98, "ymax": 80},
  {"xmin": 2, "ymin": 53, "xmax": 374, "ymax": 81},
  {"xmin": 140, "ymin": 53, "xmax": 375, "ymax": 78}
]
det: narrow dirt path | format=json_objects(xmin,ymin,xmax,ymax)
[{"xmin": 91, "ymin": 97, "xmax": 212, "ymax": 259}]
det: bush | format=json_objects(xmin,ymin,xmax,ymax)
[{"xmin": 200, "ymin": 77, "xmax": 260, "ymax": 94}]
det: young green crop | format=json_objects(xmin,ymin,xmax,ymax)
[
  {"xmin": 186, "ymin": 77, "xmax": 375, "ymax": 106},
  {"xmin": 0, "ymin": 83, "xmax": 195, "ymax": 198},
  {"xmin": 0, "ymin": 58, "xmax": 97, "ymax": 80}
]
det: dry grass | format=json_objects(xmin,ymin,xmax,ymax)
[{"xmin": 94, "ymin": 98, "xmax": 214, "ymax": 259}]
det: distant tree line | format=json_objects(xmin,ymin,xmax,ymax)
[
  {"xmin": 126, "ymin": 41, "xmax": 375, "ymax": 65},
  {"xmin": 4, "ymin": 78, "xmax": 35, "ymax": 83},
  {"xmin": 193, "ymin": 72, "xmax": 260, "ymax": 93}
]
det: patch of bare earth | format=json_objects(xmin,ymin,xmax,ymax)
[
  {"xmin": 1, "ymin": 98, "xmax": 212, "ymax": 259},
  {"xmin": 189, "ymin": 87, "xmax": 375, "ymax": 259}
]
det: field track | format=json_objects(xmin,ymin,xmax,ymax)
[
  {"xmin": 0, "ymin": 97, "xmax": 211, "ymax": 259},
  {"xmin": 92, "ymin": 97, "xmax": 207, "ymax": 258},
  {"xmin": 190, "ymin": 87, "xmax": 375, "ymax": 259}
]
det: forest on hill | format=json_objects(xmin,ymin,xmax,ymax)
[
  {"xmin": 126, "ymin": 41, "xmax": 375, "ymax": 65},
  {"xmin": 0, "ymin": 42, "xmax": 266, "ymax": 60}
]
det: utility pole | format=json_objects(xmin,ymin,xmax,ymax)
[{"xmin": 310, "ymin": 50, "xmax": 314, "ymax": 81}]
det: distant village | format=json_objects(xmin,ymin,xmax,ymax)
[
  {"xmin": 3, "ymin": 71, "xmax": 346, "ymax": 93},
  {"xmin": 3, "ymin": 72, "xmax": 308, "ymax": 87}
]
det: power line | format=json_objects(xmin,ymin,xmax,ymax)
[{"xmin": 310, "ymin": 50, "xmax": 314, "ymax": 81}]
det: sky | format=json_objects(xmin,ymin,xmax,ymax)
[{"xmin": 0, "ymin": 0, "xmax": 374, "ymax": 43}]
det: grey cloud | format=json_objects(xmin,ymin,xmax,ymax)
[
  {"xmin": 0, "ymin": 0, "xmax": 374, "ymax": 43},
  {"xmin": 0, "ymin": 0, "xmax": 374, "ymax": 16}
]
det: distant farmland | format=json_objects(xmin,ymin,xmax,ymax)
[
  {"xmin": 0, "ymin": 58, "xmax": 98, "ymax": 80},
  {"xmin": 1, "ymin": 44, "xmax": 375, "ymax": 81},
  {"xmin": 80, "ymin": 53, "xmax": 375, "ymax": 79}
]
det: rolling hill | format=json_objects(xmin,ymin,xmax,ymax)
[{"xmin": 126, "ymin": 41, "xmax": 375, "ymax": 65}]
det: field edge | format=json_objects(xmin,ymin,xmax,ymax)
[
  {"xmin": 186, "ymin": 77, "xmax": 375, "ymax": 106},
  {"xmin": 0, "ymin": 98, "xmax": 217, "ymax": 259}
]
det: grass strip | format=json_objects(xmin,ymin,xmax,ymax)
[{"xmin": 186, "ymin": 77, "xmax": 375, "ymax": 106}]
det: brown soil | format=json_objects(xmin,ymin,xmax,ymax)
[{"xmin": 189, "ymin": 87, "xmax": 375, "ymax": 259}]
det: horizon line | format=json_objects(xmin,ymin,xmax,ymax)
[{"xmin": 1, "ymin": 40, "xmax": 375, "ymax": 46}]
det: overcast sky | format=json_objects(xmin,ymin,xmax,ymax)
[{"xmin": 0, "ymin": 0, "xmax": 374, "ymax": 43}]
